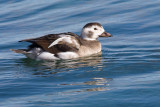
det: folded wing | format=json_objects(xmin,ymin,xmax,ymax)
[{"xmin": 19, "ymin": 32, "xmax": 81, "ymax": 54}]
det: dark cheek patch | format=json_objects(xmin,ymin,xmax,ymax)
[
  {"xmin": 87, "ymin": 31, "xmax": 93, "ymax": 38},
  {"xmin": 94, "ymin": 28, "xmax": 97, "ymax": 30}
]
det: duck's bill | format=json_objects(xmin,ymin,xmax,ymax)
[{"xmin": 99, "ymin": 32, "xmax": 112, "ymax": 37}]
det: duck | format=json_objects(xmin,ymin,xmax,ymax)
[{"xmin": 11, "ymin": 22, "xmax": 112, "ymax": 61}]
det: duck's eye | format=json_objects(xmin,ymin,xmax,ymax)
[{"xmin": 94, "ymin": 28, "xmax": 97, "ymax": 30}]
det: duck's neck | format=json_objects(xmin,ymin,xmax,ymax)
[
  {"xmin": 78, "ymin": 39, "xmax": 101, "ymax": 57},
  {"xmin": 80, "ymin": 34, "xmax": 97, "ymax": 41}
]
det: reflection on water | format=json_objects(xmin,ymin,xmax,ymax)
[
  {"xmin": 60, "ymin": 78, "xmax": 112, "ymax": 92},
  {"xmin": 65, "ymin": 87, "xmax": 110, "ymax": 93},
  {"xmin": 1, "ymin": 0, "xmax": 160, "ymax": 106},
  {"xmin": 15, "ymin": 53, "xmax": 104, "ymax": 75},
  {"xmin": 14, "ymin": 55, "xmax": 112, "ymax": 92},
  {"xmin": 60, "ymin": 77, "xmax": 111, "ymax": 86},
  {"xmin": 42, "ymin": 53, "xmax": 103, "ymax": 69},
  {"xmin": 18, "ymin": 53, "xmax": 102, "ymax": 68}
]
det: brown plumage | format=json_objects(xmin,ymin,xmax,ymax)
[{"xmin": 19, "ymin": 32, "xmax": 80, "ymax": 55}]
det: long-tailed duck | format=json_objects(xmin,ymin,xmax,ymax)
[{"xmin": 11, "ymin": 22, "xmax": 112, "ymax": 61}]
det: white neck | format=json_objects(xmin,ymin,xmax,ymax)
[{"xmin": 80, "ymin": 34, "xmax": 97, "ymax": 41}]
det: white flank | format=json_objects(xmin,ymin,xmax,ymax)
[
  {"xmin": 25, "ymin": 47, "xmax": 43, "ymax": 59},
  {"xmin": 58, "ymin": 52, "xmax": 79, "ymax": 59},
  {"xmin": 48, "ymin": 36, "xmax": 72, "ymax": 48},
  {"xmin": 37, "ymin": 52, "xmax": 59, "ymax": 61}
]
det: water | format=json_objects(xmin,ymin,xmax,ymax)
[{"xmin": 0, "ymin": 0, "xmax": 160, "ymax": 106}]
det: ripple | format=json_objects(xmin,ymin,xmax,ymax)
[{"xmin": 1, "ymin": 0, "xmax": 160, "ymax": 106}]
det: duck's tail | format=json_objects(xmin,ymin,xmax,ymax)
[{"xmin": 10, "ymin": 49, "xmax": 28, "ymax": 54}]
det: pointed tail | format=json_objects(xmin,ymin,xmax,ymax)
[{"xmin": 10, "ymin": 49, "xmax": 28, "ymax": 54}]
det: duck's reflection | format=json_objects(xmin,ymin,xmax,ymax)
[
  {"xmin": 15, "ymin": 53, "xmax": 112, "ymax": 92},
  {"xmin": 59, "ymin": 78, "xmax": 112, "ymax": 92},
  {"xmin": 41, "ymin": 52, "xmax": 103, "ymax": 69},
  {"xmin": 18, "ymin": 52, "xmax": 103, "ymax": 71}
]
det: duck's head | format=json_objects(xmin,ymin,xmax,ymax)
[{"xmin": 80, "ymin": 22, "xmax": 112, "ymax": 41}]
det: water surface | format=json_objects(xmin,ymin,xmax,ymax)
[{"xmin": 0, "ymin": 0, "xmax": 160, "ymax": 106}]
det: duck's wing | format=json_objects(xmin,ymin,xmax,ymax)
[{"xmin": 19, "ymin": 32, "xmax": 81, "ymax": 54}]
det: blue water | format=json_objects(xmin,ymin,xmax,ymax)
[{"xmin": 0, "ymin": 0, "xmax": 160, "ymax": 106}]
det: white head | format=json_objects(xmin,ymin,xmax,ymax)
[{"xmin": 80, "ymin": 22, "xmax": 112, "ymax": 41}]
